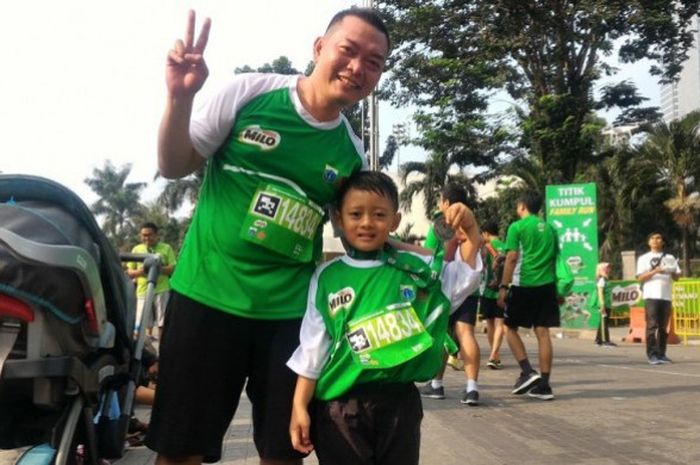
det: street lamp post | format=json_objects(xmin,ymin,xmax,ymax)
[{"xmin": 392, "ymin": 123, "xmax": 409, "ymax": 172}]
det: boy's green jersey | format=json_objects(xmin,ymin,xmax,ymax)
[
  {"xmin": 504, "ymin": 215, "xmax": 557, "ymax": 287},
  {"xmin": 171, "ymin": 74, "xmax": 366, "ymax": 319},
  {"xmin": 291, "ymin": 251, "xmax": 482, "ymax": 401}
]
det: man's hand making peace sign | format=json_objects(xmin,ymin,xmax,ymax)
[{"xmin": 166, "ymin": 10, "xmax": 211, "ymax": 98}]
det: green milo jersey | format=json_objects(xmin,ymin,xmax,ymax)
[
  {"xmin": 505, "ymin": 215, "xmax": 557, "ymax": 287},
  {"xmin": 313, "ymin": 253, "xmax": 454, "ymax": 401},
  {"xmin": 171, "ymin": 74, "xmax": 365, "ymax": 319},
  {"xmin": 482, "ymin": 238, "xmax": 505, "ymax": 299}
]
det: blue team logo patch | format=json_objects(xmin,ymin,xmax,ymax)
[
  {"xmin": 323, "ymin": 165, "xmax": 339, "ymax": 183},
  {"xmin": 400, "ymin": 285, "xmax": 417, "ymax": 302}
]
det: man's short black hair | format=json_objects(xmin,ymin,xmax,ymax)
[
  {"xmin": 647, "ymin": 231, "xmax": 664, "ymax": 241},
  {"xmin": 482, "ymin": 221, "xmax": 499, "ymax": 236},
  {"xmin": 336, "ymin": 171, "xmax": 399, "ymax": 212},
  {"xmin": 141, "ymin": 222, "xmax": 158, "ymax": 233},
  {"xmin": 440, "ymin": 183, "xmax": 468, "ymax": 205},
  {"xmin": 518, "ymin": 190, "xmax": 543, "ymax": 214},
  {"xmin": 326, "ymin": 7, "xmax": 391, "ymax": 52}
]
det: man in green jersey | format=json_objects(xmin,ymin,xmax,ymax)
[
  {"xmin": 497, "ymin": 190, "xmax": 559, "ymax": 401},
  {"xmin": 480, "ymin": 221, "xmax": 506, "ymax": 369},
  {"xmin": 287, "ymin": 171, "xmax": 483, "ymax": 465},
  {"xmin": 146, "ymin": 8, "xmax": 390, "ymax": 465}
]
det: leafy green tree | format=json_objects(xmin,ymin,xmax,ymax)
[
  {"xmin": 630, "ymin": 111, "xmax": 700, "ymax": 275},
  {"xmin": 84, "ymin": 160, "xmax": 145, "ymax": 250},
  {"xmin": 380, "ymin": 0, "xmax": 699, "ymax": 184}
]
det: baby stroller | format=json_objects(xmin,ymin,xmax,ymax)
[{"xmin": 0, "ymin": 175, "xmax": 154, "ymax": 465}]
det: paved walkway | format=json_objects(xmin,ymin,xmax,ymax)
[{"xmin": 120, "ymin": 327, "xmax": 700, "ymax": 465}]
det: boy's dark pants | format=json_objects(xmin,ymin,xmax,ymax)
[{"xmin": 312, "ymin": 383, "xmax": 423, "ymax": 465}]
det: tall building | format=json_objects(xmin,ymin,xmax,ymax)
[{"xmin": 660, "ymin": 15, "xmax": 700, "ymax": 122}]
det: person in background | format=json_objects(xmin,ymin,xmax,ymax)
[
  {"xmin": 480, "ymin": 221, "xmax": 507, "ymax": 368},
  {"xmin": 126, "ymin": 222, "xmax": 176, "ymax": 338},
  {"xmin": 593, "ymin": 262, "xmax": 616, "ymax": 347},
  {"xmin": 498, "ymin": 190, "xmax": 558, "ymax": 401},
  {"xmin": 636, "ymin": 232, "xmax": 681, "ymax": 365}
]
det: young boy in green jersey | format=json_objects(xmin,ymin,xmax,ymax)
[{"xmin": 287, "ymin": 171, "xmax": 483, "ymax": 465}]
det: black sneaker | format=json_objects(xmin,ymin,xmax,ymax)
[
  {"xmin": 648, "ymin": 355, "xmax": 663, "ymax": 365},
  {"xmin": 603, "ymin": 341, "xmax": 618, "ymax": 347},
  {"xmin": 419, "ymin": 382, "xmax": 445, "ymax": 399},
  {"xmin": 658, "ymin": 355, "xmax": 672, "ymax": 364},
  {"xmin": 461, "ymin": 390, "xmax": 479, "ymax": 406},
  {"xmin": 512, "ymin": 371, "xmax": 541, "ymax": 395},
  {"xmin": 527, "ymin": 384, "xmax": 554, "ymax": 400}
]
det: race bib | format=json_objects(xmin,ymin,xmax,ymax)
[
  {"xmin": 345, "ymin": 302, "xmax": 433, "ymax": 369},
  {"xmin": 240, "ymin": 184, "xmax": 323, "ymax": 262}
]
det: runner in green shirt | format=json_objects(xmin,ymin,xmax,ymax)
[
  {"xmin": 480, "ymin": 221, "xmax": 506, "ymax": 369},
  {"xmin": 146, "ymin": 9, "xmax": 391, "ymax": 465},
  {"xmin": 287, "ymin": 171, "xmax": 483, "ymax": 465},
  {"xmin": 498, "ymin": 190, "xmax": 559, "ymax": 401}
]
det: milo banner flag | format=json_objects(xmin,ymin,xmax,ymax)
[{"xmin": 545, "ymin": 183, "xmax": 599, "ymax": 329}]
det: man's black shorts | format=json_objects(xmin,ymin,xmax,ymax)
[
  {"xmin": 145, "ymin": 291, "xmax": 305, "ymax": 463},
  {"xmin": 312, "ymin": 383, "xmax": 422, "ymax": 465},
  {"xmin": 504, "ymin": 282, "xmax": 560, "ymax": 329},
  {"xmin": 449, "ymin": 295, "xmax": 479, "ymax": 326},
  {"xmin": 480, "ymin": 296, "xmax": 504, "ymax": 319}
]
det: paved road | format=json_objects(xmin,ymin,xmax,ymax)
[{"xmin": 121, "ymin": 328, "xmax": 700, "ymax": 465}]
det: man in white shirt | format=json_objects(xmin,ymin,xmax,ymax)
[{"xmin": 636, "ymin": 232, "xmax": 681, "ymax": 365}]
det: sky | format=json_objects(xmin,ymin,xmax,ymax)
[{"xmin": 2, "ymin": 1, "xmax": 662, "ymax": 206}]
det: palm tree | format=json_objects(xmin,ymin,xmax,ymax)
[
  {"xmin": 631, "ymin": 111, "xmax": 700, "ymax": 275},
  {"xmin": 84, "ymin": 160, "xmax": 146, "ymax": 250},
  {"xmin": 400, "ymin": 152, "xmax": 477, "ymax": 219},
  {"xmin": 157, "ymin": 165, "xmax": 205, "ymax": 216}
]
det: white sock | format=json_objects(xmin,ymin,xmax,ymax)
[
  {"xmin": 431, "ymin": 379, "xmax": 444, "ymax": 389},
  {"xmin": 467, "ymin": 379, "xmax": 478, "ymax": 393}
]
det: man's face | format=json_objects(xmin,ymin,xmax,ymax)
[
  {"xmin": 648, "ymin": 233, "xmax": 664, "ymax": 252},
  {"xmin": 140, "ymin": 228, "xmax": 158, "ymax": 248},
  {"xmin": 312, "ymin": 16, "xmax": 388, "ymax": 108}
]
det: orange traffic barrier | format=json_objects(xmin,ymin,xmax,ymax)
[{"xmin": 623, "ymin": 306, "xmax": 680, "ymax": 344}]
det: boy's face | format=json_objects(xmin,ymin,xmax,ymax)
[
  {"xmin": 312, "ymin": 16, "xmax": 388, "ymax": 109},
  {"xmin": 337, "ymin": 188, "xmax": 400, "ymax": 253}
]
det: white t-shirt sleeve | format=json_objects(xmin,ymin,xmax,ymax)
[
  {"xmin": 286, "ymin": 270, "xmax": 332, "ymax": 379},
  {"xmin": 636, "ymin": 253, "xmax": 651, "ymax": 276},
  {"xmin": 190, "ymin": 73, "xmax": 297, "ymax": 158},
  {"xmin": 440, "ymin": 251, "xmax": 484, "ymax": 312}
]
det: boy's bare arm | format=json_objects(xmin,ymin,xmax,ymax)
[
  {"xmin": 290, "ymin": 376, "xmax": 317, "ymax": 454},
  {"xmin": 442, "ymin": 202, "xmax": 480, "ymax": 268}
]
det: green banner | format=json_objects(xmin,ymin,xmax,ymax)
[{"xmin": 546, "ymin": 183, "xmax": 599, "ymax": 329}]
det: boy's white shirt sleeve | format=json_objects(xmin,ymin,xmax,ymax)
[
  {"xmin": 286, "ymin": 269, "xmax": 332, "ymax": 379},
  {"xmin": 440, "ymin": 251, "xmax": 484, "ymax": 313}
]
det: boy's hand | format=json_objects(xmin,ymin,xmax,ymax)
[{"xmin": 289, "ymin": 405, "xmax": 314, "ymax": 453}]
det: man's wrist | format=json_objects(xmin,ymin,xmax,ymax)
[{"xmin": 499, "ymin": 283, "xmax": 511, "ymax": 290}]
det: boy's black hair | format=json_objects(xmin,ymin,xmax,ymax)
[
  {"xmin": 647, "ymin": 231, "xmax": 664, "ymax": 241},
  {"xmin": 482, "ymin": 220, "xmax": 499, "ymax": 236},
  {"xmin": 336, "ymin": 171, "xmax": 399, "ymax": 212},
  {"xmin": 141, "ymin": 222, "xmax": 158, "ymax": 233},
  {"xmin": 440, "ymin": 183, "xmax": 468, "ymax": 205},
  {"xmin": 326, "ymin": 7, "xmax": 391, "ymax": 52},
  {"xmin": 518, "ymin": 190, "xmax": 543, "ymax": 214}
]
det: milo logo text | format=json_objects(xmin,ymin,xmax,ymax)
[
  {"xmin": 329, "ymin": 287, "xmax": 355, "ymax": 316},
  {"xmin": 611, "ymin": 284, "xmax": 641, "ymax": 307},
  {"xmin": 239, "ymin": 125, "xmax": 281, "ymax": 150}
]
